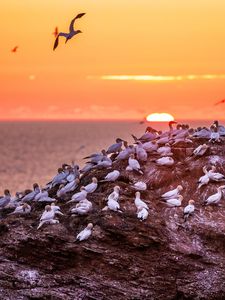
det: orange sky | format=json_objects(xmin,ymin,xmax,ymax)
[{"xmin": 1, "ymin": 0, "xmax": 225, "ymax": 120}]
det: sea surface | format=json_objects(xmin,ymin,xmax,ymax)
[{"xmin": 0, "ymin": 120, "xmax": 218, "ymax": 194}]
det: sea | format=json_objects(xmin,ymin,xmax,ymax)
[{"xmin": 0, "ymin": 120, "xmax": 218, "ymax": 194}]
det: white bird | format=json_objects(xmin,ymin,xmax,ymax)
[
  {"xmin": 131, "ymin": 181, "xmax": 147, "ymax": 191},
  {"xmin": 137, "ymin": 206, "xmax": 149, "ymax": 221},
  {"xmin": 106, "ymin": 138, "xmax": 123, "ymax": 154},
  {"xmin": 134, "ymin": 192, "xmax": 149, "ymax": 210},
  {"xmin": 0, "ymin": 190, "xmax": 11, "ymax": 209},
  {"xmin": 207, "ymin": 166, "xmax": 225, "ymax": 182},
  {"xmin": 21, "ymin": 183, "xmax": 40, "ymax": 202},
  {"xmin": 157, "ymin": 144, "xmax": 173, "ymax": 157},
  {"xmin": 84, "ymin": 177, "xmax": 98, "ymax": 193},
  {"xmin": 142, "ymin": 141, "xmax": 158, "ymax": 153},
  {"xmin": 135, "ymin": 142, "xmax": 148, "ymax": 162},
  {"xmin": 71, "ymin": 199, "xmax": 92, "ymax": 215},
  {"xmin": 50, "ymin": 202, "xmax": 62, "ymax": 213},
  {"xmin": 107, "ymin": 186, "xmax": 120, "ymax": 202},
  {"xmin": 37, "ymin": 205, "xmax": 63, "ymax": 229},
  {"xmin": 156, "ymin": 157, "xmax": 174, "ymax": 166},
  {"xmin": 53, "ymin": 13, "xmax": 85, "ymax": 50},
  {"xmin": 183, "ymin": 200, "xmax": 195, "ymax": 221},
  {"xmin": 126, "ymin": 154, "xmax": 143, "ymax": 174},
  {"xmin": 197, "ymin": 166, "xmax": 210, "ymax": 188},
  {"xmin": 9, "ymin": 203, "xmax": 31, "ymax": 215},
  {"xmin": 76, "ymin": 223, "xmax": 93, "ymax": 241},
  {"xmin": 57, "ymin": 178, "xmax": 80, "ymax": 197},
  {"xmin": 164, "ymin": 195, "xmax": 183, "ymax": 207},
  {"xmin": 204, "ymin": 186, "xmax": 225, "ymax": 205},
  {"xmin": 161, "ymin": 185, "xmax": 183, "ymax": 200},
  {"xmin": 106, "ymin": 197, "xmax": 121, "ymax": 212},
  {"xmin": 100, "ymin": 170, "xmax": 120, "ymax": 182},
  {"xmin": 115, "ymin": 142, "xmax": 135, "ymax": 161},
  {"xmin": 69, "ymin": 187, "xmax": 88, "ymax": 203},
  {"xmin": 192, "ymin": 144, "xmax": 208, "ymax": 157}
]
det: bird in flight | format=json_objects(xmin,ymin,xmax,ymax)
[
  {"xmin": 53, "ymin": 27, "xmax": 58, "ymax": 38},
  {"xmin": 214, "ymin": 99, "xmax": 225, "ymax": 106},
  {"xmin": 53, "ymin": 13, "xmax": 85, "ymax": 50},
  {"xmin": 11, "ymin": 46, "xmax": 18, "ymax": 53}
]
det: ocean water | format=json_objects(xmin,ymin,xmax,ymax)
[{"xmin": 0, "ymin": 120, "xmax": 217, "ymax": 194}]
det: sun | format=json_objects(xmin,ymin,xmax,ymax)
[{"xmin": 146, "ymin": 113, "xmax": 174, "ymax": 122}]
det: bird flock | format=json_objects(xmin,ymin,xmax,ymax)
[{"xmin": 1, "ymin": 120, "xmax": 225, "ymax": 242}]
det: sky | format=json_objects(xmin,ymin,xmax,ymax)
[{"xmin": 1, "ymin": 0, "xmax": 225, "ymax": 120}]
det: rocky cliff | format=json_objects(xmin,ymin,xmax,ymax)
[{"xmin": 1, "ymin": 139, "xmax": 225, "ymax": 299}]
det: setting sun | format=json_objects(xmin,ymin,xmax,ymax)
[{"xmin": 146, "ymin": 113, "xmax": 174, "ymax": 122}]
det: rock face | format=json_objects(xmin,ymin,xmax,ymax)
[{"xmin": 1, "ymin": 140, "xmax": 225, "ymax": 299}]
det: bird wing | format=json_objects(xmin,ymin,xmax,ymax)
[
  {"xmin": 53, "ymin": 33, "xmax": 68, "ymax": 50},
  {"xmin": 69, "ymin": 13, "xmax": 86, "ymax": 32}
]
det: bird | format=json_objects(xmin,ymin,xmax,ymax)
[
  {"xmin": 69, "ymin": 187, "xmax": 88, "ymax": 203},
  {"xmin": 106, "ymin": 138, "xmax": 123, "ymax": 154},
  {"xmin": 161, "ymin": 185, "xmax": 183, "ymax": 200},
  {"xmin": 0, "ymin": 190, "xmax": 11, "ymax": 209},
  {"xmin": 214, "ymin": 99, "xmax": 225, "ymax": 106},
  {"xmin": 57, "ymin": 178, "xmax": 80, "ymax": 197},
  {"xmin": 105, "ymin": 197, "xmax": 121, "ymax": 212},
  {"xmin": 207, "ymin": 166, "xmax": 225, "ymax": 182},
  {"xmin": 21, "ymin": 183, "xmax": 40, "ymax": 202},
  {"xmin": 107, "ymin": 186, "xmax": 120, "ymax": 202},
  {"xmin": 8, "ymin": 203, "xmax": 31, "ymax": 215},
  {"xmin": 71, "ymin": 199, "xmax": 92, "ymax": 215},
  {"xmin": 84, "ymin": 177, "xmax": 98, "ymax": 193},
  {"xmin": 192, "ymin": 144, "xmax": 208, "ymax": 157},
  {"xmin": 134, "ymin": 192, "xmax": 149, "ymax": 210},
  {"xmin": 126, "ymin": 154, "xmax": 143, "ymax": 174},
  {"xmin": 156, "ymin": 157, "xmax": 174, "ymax": 166},
  {"xmin": 135, "ymin": 142, "xmax": 148, "ymax": 162},
  {"xmin": 53, "ymin": 13, "xmax": 85, "ymax": 50},
  {"xmin": 164, "ymin": 195, "xmax": 183, "ymax": 207},
  {"xmin": 100, "ymin": 170, "xmax": 120, "ymax": 182},
  {"xmin": 137, "ymin": 206, "xmax": 149, "ymax": 221},
  {"xmin": 183, "ymin": 200, "xmax": 195, "ymax": 221},
  {"xmin": 131, "ymin": 181, "xmax": 147, "ymax": 191},
  {"xmin": 53, "ymin": 27, "xmax": 58, "ymax": 38},
  {"xmin": 11, "ymin": 46, "xmax": 18, "ymax": 53},
  {"xmin": 157, "ymin": 144, "xmax": 173, "ymax": 157},
  {"xmin": 76, "ymin": 223, "xmax": 93, "ymax": 241},
  {"xmin": 37, "ymin": 205, "xmax": 62, "ymax": 229},
  {"xmin": 197, "ymin": 166, "xmax": 210, "ymax": 188},
  {"xmin": 204, "ymin": 186, "xmax": 225, "ymax": 205}
]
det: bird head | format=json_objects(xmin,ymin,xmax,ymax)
[
  {"xmin": 177, "ymin": 185, "xmax": 183, "ymax": 191},
  {"xmin": 45, "ymin": 205, "xmax": 51, "ymax": 212},
  {"xmin": 92, "ymin": 177, "xmax": 98, "ymax": 183},
  {"xmin": 189, "ymin": 199, "xmax": 195, "ymax": 205},
  {"xmin": 76, "ymin": 30, "xmax": 82, "ymax": 34},
  {"xmin": 4, "ymin": 189, "xmax": 10, "ymax": 196},
  {"xmin": 87, "ymin": 223, "xmax": 93, "ymax": 229}
]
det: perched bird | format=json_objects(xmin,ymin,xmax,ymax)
[
  {"xmin": 134, "ymin": 192, "xmax": 149, "ymax": 210},
  {"xmin": 106, "ymin": 138, "xmax": 123, "ymax": 154},
  {"xmin": 156, "ymin": 156, "xmax": 174, "ymax": 166},
  {"xmin": 105, "ymin": 197, "xmax": 121, "ymax": 212},
  {"xmin": 84, "ymin": 150, "xmax": 107, "ymax": 164},
  {"xmin": 207, "ymin": 166, "xmax": 225, "ymax": 182},
  {"xmin": 192, "ymin": 144, "xmax": 208, "ymax": 157},
  {"xmin": 183, "ymin": 200, "xmax": 195, "ymax": 221},
  {"xmin": 80, "ymin": 163, "xmax": 95, "ymax": 174},
  {"xmin": 84, "ymin": 177, "xmax": 98, "ymax": 193},
  {"xmin": 69, "ymin": 187, "xmax": 88, "ymax": 203},
  {"xmin": 157, "ymin": 144, "xmax": 173, "ymax": 157},
  {"xmin": 21, "ymin": 183, "xmax": 40, "ymax": 202},
  {"xmin": 76, "ymin": 223, "xmax": 93, "ymax": 241},
  {"xmin": 71, "ymin": 199, "xmax": 92, "ymax": 215},
  {"xmin": 37, "ymin": 205, "xmax": 63, "ymax": 229},
  {"xmin": 135, "ymin": 142, "xmax": 148, "ymax": 162},
  {"xmin": 107, "ymin": 186, "xmax": 120, "ymax": 202},
  {"xmin": 53, "ymin": 27, "xmax": 58, "ymax": 38},
  {"xmin": 11, "ymin": 46, "xmax": 18, "ymax": 53},
  {"xmin": 137, "ymin": 206, "xmax": 149, "ymax": 221},
  {"xmin": 57, "ymin": 178, "xmax": 80, "ymax": 197},
  {"xmin": 204, "ymin": 186, "xmax": 225, "ymax": 205},
  {"xmin": 115, "ymin": 142, "xmax": 135, "ymax": 161},
  {"xmin": 161, "ymin": 185, "xmax": 183, "ymax": 200},
  {"xmin": 9, "ymin": 203, "xmax": 31, "ymax": 215},
  {"xmin": 126, "ymin": 154, "xmax": 143, "ymax": 174},
  {"xmin": 53, "ymin": 13, "xmax": 85, "ymax": 50},
  {"xmin": 142, "ymin": 140, "xmax": 158, "ymax": 153},
  {"xmin": 0, "ymin": 190, "xmax": 11, "ymax": 209},
  {"xmin": 209, "ymin": 126, "xmax": 221, "ymax": 143},
  {"xmin": 131, "ymin": 181, "xmax": 147, "ymax": 191},
  {"xmin": 164, "ymin": 195, "xmax": 183, "ymax": 207},
  {"xmin": 49, "ymin": 168, "xmax": 67, "ymax": 187},
  {"xmin": 100, "ymin": 170, "xmax": 120, "ymax": 182},
  {"xmin": 197, "ymin": 166, "xmax": 210, "ymax": 189}
]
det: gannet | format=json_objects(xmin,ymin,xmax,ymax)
[
  {"xmin": 84, "ymin": 177, "xmax": 98, "ymax": 193},
  {"xmin": 9, "ymin": 203, "xmax": 31, "ymax": 215},
  {"xmin": 57, "ymin": 178, "xmax": 80, "ymax": 197},
  {"xmin": 209, "ymin": 126, "xmax": 221, "ymax": 143},
  {"xmin": 35, "ymin": 189, "xmax": 55, "ymax": 202},
  {"xmin": 126, "ymin": 154, "xmax": 143, "ymax": 174},
  {"xmin": 157, "ymin": 144, "xmax": 173, "ymax": 157},
  {"xmin": 71, "ymin": 199, "xmax": 92, "ymax": 215},
  {"xmin": 50, "ymin": 168, "xmax": 67, "ymax": 187},
  {"xmin": 50, "ymin": 202, "xmax": 62, "ymax": 212},
  {"xmin": 161, "ymin": 185, "xmax": 183, "ymax": 199},
  {"xmin": 69, "ymin": 187, "xmax": 88, "ymax": 203},
  {"xmin": 134, "ymin": 192, "xmax": 149, "ymax": 210},
  {"xmin": 208, "ymin": 166, "xmax": 225, "ymax": 182},
  {"xmin": 135, "ymin": 142, "xmax": 148, "ymax": 162},
  {"xmin": 71, "ymin": 162, "xmax": 80, "ymax": 179},
  {"xmin": 37, "ymin": 205, "xmax": 62, "ymax": 229},
  {"xmin": 53, "ymin": 13, "xmax": 85, "ymax": 50},
  {"xmin": 192, "ymin": 144, "xmax": 208, "ymax": 157},
  {"xmin": 80, "ymin": 163, "xmax": 95, "ymax": 174},
  {"xmin": 94, "ymin": 156, "xmax": 112, "ymax": 168},
  {"xmin": 132, "ymin": 127, "xmax": 158, "ymax": 142},
  {"xmin": 107, "ymin": 186, "xmax": 120, "ymax": 202},
  {"xmin": 197, "ymin": 166, "xmax": 210, "ymax": 188},
  {"xmin": 76, "ymin": 223, "xmax": 93, "ymax": 241},
  {"xmin": 192, "ymin": 128, "xmax": 211, "ymax": 138},
  {"xmin": 106, "ymin": 138, "xmax": 123, "ymax": 154},
  {"xmin": 83, "ymin": 150, "xmax": 107, "ymax": 164},
  {"xmin": 115, "ymin": 142, "xmax": 135, "ymax": 161},
  {"xmin": 183, "ymin": 200, "xmax": 195, "ymax": 221},
  {"xmin": 105, "ymin": 197, "xmax": 121, "ymax": 212},
  {"xmin": 142, "ymin": 140, "xmax": 158, "ymax": 153},
  {"xmin": 164, "ymin": 195, "xmax": 183, "ymax": 207},
  {"xmin": 137, "ymin": 206, "xmax": 149, "ymax": 221},
  {"xmin": 131, "ymin": 181, "xmax": 147, "ymax": 191},
  {"xmin": 0, "ymin": 190, "xmax": 11, "ymax": 209},
  {"xmin": 100, "ymin": 170, "xmax": 120, "ymax": 182},
  {"xmin": 156, "ymin": 156, "xmax": 174, "ymax": 166},
  {"xmin": 204, "ymin": 186, "xmax": 225, "ymax": 205},
  {"xmin": 21, "ymin": 183, "xmax": 40, "ymax": 202}
]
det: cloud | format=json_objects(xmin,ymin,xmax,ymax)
[{"xmin": 88, "ymin": 74, "xmax": 225, "ymax": 82}]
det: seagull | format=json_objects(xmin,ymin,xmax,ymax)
[
  {"xmin": 53, "ymin": 27, "xmax": 58, "ymax": 38},
  {"xmin": 183, "ymin": 200, "xmax": 195, "ymax": 221},
  {"xmin": 76, "ymin": 223, "xmax": 93, "ymax": 241},
  {"xmin": 204, "ymin": 186, "xmax": 225, "ymax": 205},
  {"xmin": 53, "ymin": 13, "xmax": 85, "ymax": 50},
  {"xmin": 161, "ymin": 185, "xmax": 183, "ymax": 200},
  {"xmin": 11, "ymin": 46, "xmax": 18, "ymax": 53}
]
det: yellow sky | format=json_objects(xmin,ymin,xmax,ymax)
[{"xmin": 1, "ymin": 0, "xmax": 225, "ymax": 120}]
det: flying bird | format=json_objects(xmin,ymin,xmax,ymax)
[
  {"xmin": 53, "ymin": 27, "xmax": 58, "ymax": 38},
  {"xmin": 214, "ymin": 99, "xmax": 225, "ymax": 106},
  {"xmin": 11, "ymin": 46, "xmax": 18, "ymax": 53},
  {"xmin": 53, "ymin": 13, "xmax": 85, "ymax": 50}
]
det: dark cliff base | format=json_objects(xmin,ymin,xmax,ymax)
[{"xmin": 1, "ymin": 139, "xmax": 225, "ymax": 299}]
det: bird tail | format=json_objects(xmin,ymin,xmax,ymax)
[{"xmin": 132, "ymin": 134, "xmax": 138, "ymax": 141}]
